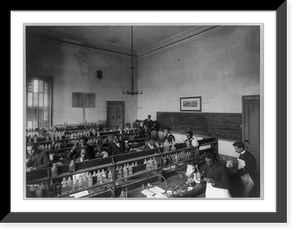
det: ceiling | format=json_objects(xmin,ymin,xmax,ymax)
[{"xmin": 26, "ymin": 24, "xmax": 220, "ymax": 57}]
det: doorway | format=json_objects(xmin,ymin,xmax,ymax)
[
  {"xmin": 242, "ymin": 95, "xmax": 260, "ymax": 196},
  {"xmin": 107, "ymin": 101, "xmax": 125, "ymax": 131}
]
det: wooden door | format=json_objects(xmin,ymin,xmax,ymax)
[
  {"xmin": 107, "ymin": 101, "xmax": 125, "ymax": 130},
  {"xmin": 242, "ymin": 95, "xmax": 260, "ymax": 171}
]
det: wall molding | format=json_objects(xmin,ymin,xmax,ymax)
[
  {"xmin": 138, "ymin": 26, "xmax": 227, "ymax": 58},
  {"xmin": 26, "ymin": 26, "xmax": 227, "ymax": 58}
]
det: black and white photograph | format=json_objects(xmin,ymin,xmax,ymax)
[
  {"xmin": 24, "ymin": 24, "xmax": 262, "ymax": 200},
  {"xmin": 6, "ymin": 5, "xmax": 290, "ymax": 227}
]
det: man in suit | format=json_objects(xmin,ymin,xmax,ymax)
[
  {"xmin": 107, "ymin": 134, "xmax": 126, "ymax": 156},
  {"xmin": 67, "ymin": 136, "xmax": 95, "ymax": 161},
  {"xmin": 143, "ymin": 114, "xmax": 153, "ymax": 137},
  {"xmin": 232, "ymin": 141, "xmax": 258, "ymax": 197},
  {"xmin": 26, "ymin": 142, "xmax": 51, "ymax": 171}
]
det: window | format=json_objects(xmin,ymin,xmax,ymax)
[{"xmin": 26, "ymin": 75, "xmax": 52, "ymax": 129}]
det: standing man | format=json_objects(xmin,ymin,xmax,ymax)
[
  {"xmin": 198, "ymin": 151, "xmax": 231, "ymax": 198},
  {"xmin": 232, "ymin": 141, "xmax": 258, "ymax": 197},
  {"xmin": 143, "ymin": 115, "xmax": 153, "ymax": 137},
  {"xmin": 26, "ymin": 142, "xmax": 51, "ymax": 171}
]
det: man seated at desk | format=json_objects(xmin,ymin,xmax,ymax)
[
  {"xmin": 107, "ymin": 134, "xmax": 127, "ymax": 156},
  {"xmin": 26, "ymin": 142, "xmax": 52, "ymax": 171},
  {"xmin": 67, "ymin": 136, "xmax": 95, "ymax": 161}
]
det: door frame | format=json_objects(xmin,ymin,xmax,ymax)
[
  {"xmin": 242, "ymin": 95, "xmax": 260, "ymax": 144},
  {"xmin": 106, "ymin": 101, "xmax": 125, "ymax": 130}
]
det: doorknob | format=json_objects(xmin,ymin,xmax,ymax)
[{"xmin": 244, "ymin": 140, "xmax": 249, "ymax": 142}]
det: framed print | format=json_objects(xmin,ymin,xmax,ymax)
[
  {"xmin": 180, "ymin": 96, "xmax": 202, "ymax": 111},
  {"xmin": 8, "ymin": 4, "xmax": 289, "ymax": 225}
]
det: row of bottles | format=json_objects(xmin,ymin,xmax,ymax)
[
  {"xmin": 38, "ymin": 142, "xmax": 65, "ymax": 151},
  {"xmin": 115, "ymin": 157, "xmax": 160, "ymax": 180},
  {"xmin": 27, "ymin": 131, "xmax": 66, "ymax": 143},
  {"xmin": 162, "ymin": 150, "xmax": 194, "ymax": 167},
  {"xmin": 143, "ymin": 157, "xmax": 159, "ymax": 171},
  {"xmin": 49, "ymin": 168, "xmax": 113, "ymax": 197},
  {"xmin": 26, "ymin": 122, "xmax": 98, "ymax": 133},
  {"xmin": 116, "ymin": 162, "xmax": 137, "ymax": 179}
]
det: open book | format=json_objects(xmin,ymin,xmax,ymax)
[{"xmin": 141, "ymin": 186, "xmax": 167, "ymax": 198}]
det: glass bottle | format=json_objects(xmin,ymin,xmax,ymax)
[
  {"xmin": 83, "ymin": 173, "xmax": 88, "ymax": 189},
  {"xmin": 118, "ymin": 166, "xmax": 123, "ymax": 179},
  {"xmin": 69, "ymin": 160, "xmax": 75, "ymax": 173},
  {"xmin": 88, "ymin": 173, "xmax": 93, "ymax": 188},
  {"xmin": 107, "ymin": 169, "xmax": 113, "ymax": 182},
  {"xmin": 61, "ymin": 177, "xmax": 67, "ymax": 195},
  {"xmin": 101, "ymin": 169, "xmax": 107, "ymax": 182},
  {"xmin": 78, "ymin": 176, "xmax": 83, "ymax": 190},
  {"xmin": 73, "ymin": 176, "xmax": 78, "ymax": 192},
  {"xmin": 128, "ymin": 164, "xmax": 133, "ymax": 176},
  {"xmin": 123, "ymin": 165, "xmax": 128, "ymax": 178},
  {"xmin": 51, "ymin": 163, "xmax": 58, "ymax": 178},
  {"xmin": 97, "ymin": 170, "xmax": 102, "ymax": 184},
  {"xmin": 67, "ymin": 176, "xmax": 73, "ymax": 193}
]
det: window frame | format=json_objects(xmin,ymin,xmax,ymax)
[{"xmin": 26, "ymin": 75, "xmax": 53, "ymax": 129}]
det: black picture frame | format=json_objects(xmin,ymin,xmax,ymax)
[
  {"xmin": 5, "ymin": 2, "xmax": 287, "ymax": 223},
  {"xmin": 180, "ymin": 96, "xmax": 202, "ymax": 111}
]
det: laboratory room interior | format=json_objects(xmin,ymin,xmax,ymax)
[{"xmin": 25, "ymin": 25, "xmax": 261, "ymax": 199}]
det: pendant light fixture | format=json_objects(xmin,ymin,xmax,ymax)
[{"xmin": 122, "ymin": 26, "xmax": 143, "ymax": 96}]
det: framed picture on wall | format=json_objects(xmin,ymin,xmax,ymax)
[{"xmin": 180, "ymin": 96, "xmax": 202, "ymax": 111}]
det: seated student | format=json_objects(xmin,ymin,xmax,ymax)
[
  {"xmin": 107, "ymin": 134, "xmax": 126, "ymax": 156},
  {"xmin": 185, "ymin": 130, "xmax": 199, "ymax": 147},
  {"xmin": 75, "ymin": 146, "xmax": 89, "ymax": 163},
  {"xmin": 123, "ymin": 122, "xmax": 134, "ymax": 141},
  {"xmin": 163, "ymin": 127, "xmax": 176, "ymax": 144},
  {"xmin": 26, "ymin": 142, "xmax": 51, "ymax": 171},
  {"xmin": 123, "ymin": 123, "xmax": 131, "ymax": 133},
  {"xmin": 67, "ymin": 136, "xmax": 95, "ymax": 161},
  {"xmin": 135, "ymin": 121, "xmax": 147, "ymax": 139}
]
